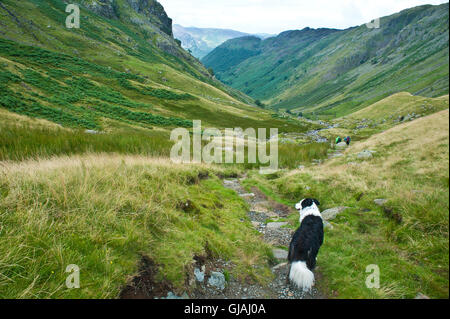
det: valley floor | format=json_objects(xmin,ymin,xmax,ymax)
[{"xmin": 0, "ymin": 103, "xmax": 448, "ymax": 299}]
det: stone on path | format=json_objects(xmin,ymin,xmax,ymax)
[
  {"xmin": 164, "ymin": 291, "xmax": 189, "ymax": 299},
  {"xmin": 208, "ymin": 272, "xmax": 226, "ymax": 290},
  {"xmin": 335, "ymin": 142, "xmax": 348, "ymax": 150},
  {"xmin": 223, "ymin": 179, "xmax": 238, "ymax": 185},
  {"xmin": 266, "ymin": 222, "xmax": 288, "ymax": 229},
  {"xmin": 272, "ymin": 249, "xmax": 288, "ymax": 260},
  {"xmin": 251, "ymin": 203, "xmax": 279, "ymax": 218},
  {"xmin": 194, "ymin": 268, "xmax": 205, "ymax": 283},
  {"xmin": 264, "ymin": 228, "xmax": 293, "ymax": 247},
  {"xmin": 272, "ymin": 263, "xmax": 287, "ymax": 271},
  {"xmin": 329, "ymin": 152, "xmax": 344, "ymax": 158}
]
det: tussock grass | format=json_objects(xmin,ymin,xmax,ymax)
[
  {"xmin": 0, "ymin": 155, "xmax": 272, "ymax": 298},
  {"xmin": 0, "ymin": 114, "xmax": 326, "ymax": 167},
  {"xmin": 245, "ymin": 110, "xmax": 449, "ymax": 298},
  {"xmin": 0, "ymin": 122, "xmax": 173, "ymax": 161},
  {"xmin": 278, "ymin": 143, "xmax": 329, "ymax": 169}
]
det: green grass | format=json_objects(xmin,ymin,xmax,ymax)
[
  {"xmin": 243, "ymin": 110, "xmax": 449, "ymax": 298},
  {"xmin": 0, "ymin": 40, "xmax": 193, "ymax": 129},
  {"xmin": 315, "ymin": 92, "xmax": 450, "ymax": 145},
  {"xmin": 203, "ymin": 3, "xmax": 449, "ymax": 118},
  {"xmin": 0, "ymin": 122, "xmax": 175, "ymax": 161},
  {"xmin": 0, "ymin": 0, "xmax": 321, "ymax": 136},
  {"xmin": 347, "ymin": 92, "xmax": 450, "ymax": 121},
  {"xmin": 278, "ymin": 143, "xmax": 329, "ymax": 169},
  {"xmin": 0, "ymin": 37, "xmax": 310, "ymax": 133},
  {"xmin": 1, "ymin": 0, "xmax": 447, "ymax": 300},
  {"xmin": 0, "ymin": 0, "xmax": 269, "ymax": 132},
  {"xmin": 0, "ymin": 116, "xmax": 323, "ymax": 166},
  {"xmin": 0, "ymin": 157, "xmax": 273, "ymax": 298}
]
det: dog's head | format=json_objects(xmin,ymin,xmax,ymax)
[{"xmin": 295, "ymin": 198, "xmax": 320, "ymax": 211}]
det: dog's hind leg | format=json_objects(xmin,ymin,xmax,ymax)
[{"xmin": 286, "ymin": 263, "xmax": 291, "ymax": 285}]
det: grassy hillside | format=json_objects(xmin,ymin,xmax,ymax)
[
  {"xmin": 317, "ymin": 93, "xmax": 450, "ymax": 142},
  {"xmin": 1, "ymin": 0, "xmax": 311, "ymax": 132},
  {"xmin": 203, "ymin": 36, "xmax": 263, "ymax": 74},
  {"xmin": 244, "ymin": 109, "xmax": 449, "ymax": 298},
  {"xmin": 348, "ymin": 92, "xmax": 450, "ymax": 121},
  {"xmin": 203, "ymin": 3, "xmax": 449, "ymax": 119},
  {"xmin": 0, "ymin": 155, "xmax": 277, "ymax": 298}
]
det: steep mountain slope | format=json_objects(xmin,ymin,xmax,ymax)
[
  {"xmin": 1, "ymin": 0, "xmax": 308, "ymax": 132},
  {"xmin": 202, "ymin": 35, "xmax": 265, "ymax": 74},
  {"xmin": 173, "ymin": 24, "xmax": 250, "ymax": 59},
  {"xmin": 203, "ymin": 3, "xmax": 449, "ymax": 118}
]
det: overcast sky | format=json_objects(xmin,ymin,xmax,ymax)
[{"xmin": 158, "ymin": 0, "xmax": 448, "ymax": 34}]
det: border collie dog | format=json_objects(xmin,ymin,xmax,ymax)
[{"xmin": 287, "ymin": 198, "xmax": 324, "ymax": 291}]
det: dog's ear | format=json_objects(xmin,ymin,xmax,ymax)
[{"xmin": 313, "ymin": 199, "xmax": 320, "ymax": 206}]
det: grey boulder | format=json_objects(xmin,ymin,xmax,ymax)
[
  {"xmin": 322, "ymin": 207, "xmax": 349, "ymax": 221},
  {"xmin": 357, "ymin": 150, "xmax": 374, "ymax": 159}
]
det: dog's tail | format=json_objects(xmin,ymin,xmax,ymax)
[{"xmin": 289, "ymin": 261, "xmax": 315, "ymax": 291}]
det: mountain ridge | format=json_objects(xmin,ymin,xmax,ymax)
[{"xmin": 203, "ymin": 3, "xmax": 449, "ymax": 118}]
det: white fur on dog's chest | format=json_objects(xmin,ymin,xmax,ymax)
[{"xmin": 299, "ymin": 205, "xmax": 322, "ymax": 223}]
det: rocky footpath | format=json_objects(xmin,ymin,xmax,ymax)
[
  {"xmin": 122, "ymin": 173, "xmax": 353, "ymax": 300},
  {"xmin": 158, "ymin": 176, "xmax": 325, "ymax": 299},
  {"xmin": 191, "ymin": 177, "xmax": 323, "ymax": 299},
  {"xmin": 146, "ymin": 176, "xmax": 323, "ymax": 300}
]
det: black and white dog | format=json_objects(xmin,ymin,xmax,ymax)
[{"xmin": 287, "ymin": 198, "xmax": 324, "ymax": 291}]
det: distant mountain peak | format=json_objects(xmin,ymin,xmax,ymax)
[
  {"xmin": 173, "ymin": 25, "xmax": 273, "ymax": 59},
  {"xmin": 126, "ymin": 0, "xmax": 173, "ymax": 36}
]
